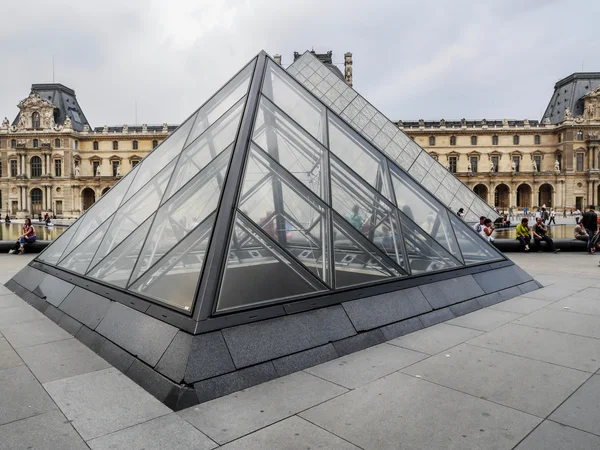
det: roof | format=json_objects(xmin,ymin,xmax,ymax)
[
  {"xmin": 398, "ymin": 119, "xmax": 543, "ymax": 129},
  {"xmin": 542, "ymin": 72, "xmax": 600, "ymax": 124},
  {"xmin": 91, "ymin": 125, "xmax": 179, "ymax": 134}
]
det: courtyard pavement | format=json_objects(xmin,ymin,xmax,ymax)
[{"xmin": 1, "ymin": 252, "xmax": 600, "ymax": 449}]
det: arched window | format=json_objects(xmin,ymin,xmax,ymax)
[
  {"xmin": 32, "ymin": 112, "xmax": 40, "ymax": 129},
  {"xmin": 492, "ymin": 135, "xmax": 499, "ymax": 145},
  {"xmin": 152, "ymin": 140, "xmax": 158, "ymax": 149},
  {"xmin": 113, "ymin": 141, "xmax": 119, "ymax": 150},
  {"xmin": 33, "ymin": 139, "xmax": 38, "ymax": 148},
  {"xmin": 577, "ymin": 130, "xmax": 584, "ymax": 140},
  {"xmin": 450, "ymin": 136, "xmax": 456, "ymax": 146},
  {"xmin": 93, "ymin": 141, "xmax": 99, "ymax": 150},
  {"xmin": 11, "ymin": 139, "xmax": 16, "ymax": 148},
  {"xmin": 534, "ymin": 135, "xmax": 541, "ymax": 145},
  {"xmin": 30, "ymin": 156, "xmax": 42, "ymax": 178},
  {"xmin": 132, "ymin": 140, "xmax": 138, "ymax": 150},
  {"xmin": 513, "ymin": 135, "xmax": 520, "ymax": 145},
  {"xmin": 471, "ymin": 136, "xmax": 477, "ymax": 145},
  {"xmin": 429, "ymin": 136, "xmax": 436, "ymax": 146},
  {"xmin": 54, "ymin": 138, "xmax": 61, "ymax": 148}
]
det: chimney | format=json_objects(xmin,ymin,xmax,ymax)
[{"xmin": 273, "ymin": 54, "xmax": 282, "ymax": 65}]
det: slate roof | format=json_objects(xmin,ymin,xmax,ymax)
[{"xmin": 542, "ymin": 73, "xmax": 600, "ymax": 124}]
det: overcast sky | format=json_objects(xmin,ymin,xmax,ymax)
[{"xmin": 2, "ymin": 0, "xmax": 599, "ymax": 126}]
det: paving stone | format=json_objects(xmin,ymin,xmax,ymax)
[
  {"xmin": 273, "ymin": 344, "xmax": 339, "ymax": 376},
  {"xmin": 468, "ymin": 323, "xmax": 600, "ymax": 373},
  {"xmin": 34, "ymin": 274, "xmax": 75, "ymax": 307},
  {"xmin": 418, "ymin": 307, "xmax": 455, "ymax": 327},
  {"xmin": 0, "ymin": 293, "xmax": 27, "ymax": 309},
  {"xmin": 389, "ymin": 323, "xmax": 483, "ymax": 355},
  {"xmin": 380, "ymin": 316, "xmax": 423, "ymax": 340},
  {"xmin": 180, "ymin": 371, "xmax": 347, "ymax": 445},
  {"xmin": 184, "ymin": 331, "xmax": 235, "ymax": 383},
  {"xmin": 222, "ymin": 305, "xmax": 356, "ymax": 368},
  {"xmin": 419, "ymin": 275, "xmax": 485, "ymax": 309},
  {"xmin": 306, "ymin": 343, "xmax": 426, "ymax": 389},
  {"xmin": 449, "ymin": 307, "xmax": 522, "ymax": 331},
  {"xmin": 0, "ymin": 365, "xmax": 57, "ymax": 426},
  {"xmin": 573, "ymin": 287, "xmax": 600, "ymax": 300},
  {"xmin": 59, "ymin": 287, "xmax": 112, "ymax": 330},
  {"xmin": 58, "ymin": 313, "xmax": 83, "ymax": 336},
  {"xmin": 403, "ymin": 343, "xmax": 589, "ymax": 417},
  {"xmin": 300, "ymin": 372, "xmax": 540, "ymax": 450},
  {"xmin": 489, "ymin": 296, "xmax": 553, "ymax": 315},
  {"xmin": 98, "ymin": 339, "xmax": 135, "ymax": 373},
  {"xmin": 88, "ymin": 413, "xmax": 217, "ymax": 450},
  {"xmin": 1, "ymin": 318, "xmax": 71, "ymax": 349},
  {"xmin": 193, "ymin": 362, "xmax": 278, "ymax": 404},
  {"xmin": 514, "ymin": 420, "xmax": 600, "ymax": 450},
  {"xmin": 475, "ymin": 292, "xmax": 504, "ymax": 307},
  {"xmin": 0, "ymin": 283, "xmax": 13, "ymax": 296},
  {"xmin": 0, "ymin": 410, "xmax": 88, "ymax": 450},
  {"xmin": 520, "ymin": 285, "xmax": 579, "ymax": 302},
  {"xmin": 333, "ymin": 329, "xmax": 386, "ymax": 356},
  {"xmin": 549, "ymin": 296, "xmax": 600, "ymax": 317},
  {"xmin": 473, "ymin": 265, "xmax": 532, "ymax": 293},
  {"xmin": 449, "ymin": 299, "xmax": 482, "ymax": 317},
  {"xmin": 44, "ymin": 367, "xmax": 170, "ymax": 441},
  {"xmin": 219, "ymin": 416, "xmax": 360, "ymax": 450},
  {"xmin": 516, "ymin": 308, "xmax": 600, "ymax": 339},
  {"xmin": 75, "ymin": 325, "xmax": 106, "ymax": 353},
  {"xmin": 342, "ymin": 287, "xmax": 432, "ymax": 331},
  {"xmin": 550, "ymin": 375, "xmax": 600, "ymax": 435},
  {"xmin": 0, "ymin": 304, "xmax": 45, "ymax": 328},
  {"xmin": 96, "ymin": 302, "xmax": 178, "ymax": 367},
  {"xmin": 0, "ymin": 338, "xmax": 23, "ymax": 370},
  {"xmin": 18, "ymin": 338, "xmax": 110, "ymax": 383}
]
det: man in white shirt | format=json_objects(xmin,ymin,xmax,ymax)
[
  {"xmin": 473, "ymin": 216, "xmax": 485, "ymax": 234},
  {"xmin": 548, "ymin": 209, "xmax": 556, "ymax": 225}
]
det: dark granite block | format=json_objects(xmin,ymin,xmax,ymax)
[
  {"xmin": 58, "ymin": 287, "xmax": 111, "ymax": 330},
  {"xmin": 222, "ymin": 305, "xmax": 356, "ymax": 369},
  {"xmin": 183, "ymin": 332, "xmax": 235, "ymax": 384},
  {"xmin": 475, "ymin": 292, "xmax": 504, "ymax": 307},
  {"xmin": 518, "ymin": 281, "xmax": 540, "ymax": 295},
  {"xmin": 11, "ymin": 266, "xmax": 46, "ymax": 292},
  {"xmin": 380, "ymin": 317, "xmax": 424, "ymax": 340},
  {"xmin": 43, "ymin": 304, "xmax": 64, "ymax": 324},
  {"xmin": 333, "ymin": 329, "xmax": 386, "ymax": 357},
  {"xmin": 96, "ymin": 302, "xmax": 178, "ymax": 367},
  {"xmin": 58, "ymin": 314, "xmax": 82, "ymax": 336},
  {"xmin": 342, "ymin": 287, "xmax": 431, "ymax": 331},
  {"xmin": 273, "ymin": 344, "xmax": 339, "ymax": 376},
  {"xmin": 473, "ymin": 266, "xmax": 533, "ymax": 293},
  {"xmin": 418, "ymin": 275, "xmax": 485, "ymax": 309},
  {"xmin": 33, "ymin": 275, "xmax": 74, "ymax": 307},
  {"xmin": 75, "ymin": 326, "xmax": 106, "ymax": 353},
  {"xmin": 126, "ymin": 359, "xmax": 175, "ymax": 403},
  {"xmin": 18, "ymin": 289, "xmax": 49, "ymax": 313},
  {"xmin": 498, "ymin": 286, "xmax": 523, "ymax": 300},
  {"xmin": 156, "ymin": 331, "xmax": 193, "ymax": 383},
  {"xmin": 165, "ymin": 386, "xmax": 199, "ymax": 411},
  {"xmin": 98, "ymin": 340, "xmax": 135, "ymax": 373},
  {"xmin": 194, "ymin": 362, "xmax": 278, "ymax": 403},
  {"xmin": 419, "ymin": 308, "xmax": 455, "ymax": 328},
  {"xmin": 449, "ymin": 299, "xmax": 482, "ymax": 317}
]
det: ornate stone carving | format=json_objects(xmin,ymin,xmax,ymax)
[
  {"xmin": 502, "ymin": 119, "xmax": 509, "ymax": 127},
  {"xmin": 63, "ymin": 116, "xmax": 73, "ymax": 130},
  {"xmin": 74, "ymin": 161, "xmax": 80, "ymax": 177},
  {"xmin": 83, "ymin": 124, "xmax": 90, "ymax": 133},
  {"xmin": 2, "ymin": 117, "xmax": 9, "ymax": 130},
  {"xmin": 532, "ymin": 159, "xmax": 537, "ymax": 172},
  {"xmin": 103, "ymin": 124, "xmax": 109, "ymax": 134},
  {"xmin": 142, "ymin": 124, "xmax": 148, "ymax": 133},
  {"xmin": 543, "ymin": 117, "xmax": 551, "ymax": 124},
  {"xmin": 162, "ymin": 123, "xmax": 168, "ymax": 133},
  {"xmin": 122, "ymin": 124, "xmax": 128, "ymax": 134},
  {"xmin": 555, "ymin": 159, "xmax": 560, "ymax": 171},
  {"xmin": 564, "ymin": 107, "xmax": 572, "ymax": 119}
]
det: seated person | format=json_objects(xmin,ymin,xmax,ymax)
[
  {"xmin": 481, "ymin": 218, "xmax": 495, "ymax": 242},
  {"xmin": 4, "ymin": 214, "xmax": 10, "ymax": 224},
  {"xmin": 533, "ymin": 218, "xmax": 560, "ymax": 253},
  {"xmin": 502, "ymin": 214, "xmax": 511, "ymax": 228},
  {"xmin": 516, "ymin": 218, "xmax": 532, "ymax": 252},
  {"xmin": 574, "ymin": 220, "xmax": 589, "ymax": 241}
]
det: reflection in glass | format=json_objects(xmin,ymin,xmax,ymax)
[
  {"xmin": 129, "ymin": 215, "xmax": 216, "ymax": 311},
  {"xmin": 262, "ymin": 60, "xmax": 327, "ymax": 145},
  {"xmin": 239, "ymin": 146, "xmax": 330, "ymax": 285},
  {"xmin": 449, "ymin": 214, "xmax": 503, "ymax": 265},
  {"xmin": 253, "ymin": 96, "xmax": 327, "ymax": 201},
  {"xmin": 59, "ymin": 219, "xmax": 112, "ymax": 274},
  {"xmin": 37, "ymin": 219, "xmax": 82, "ymax": 265},
  {"xmin": 216, "ymin": 213, "xmax": 324, "ymax": 313}
]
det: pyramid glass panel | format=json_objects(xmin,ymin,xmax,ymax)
[
  {"xmin": 130, "ymin": 147, "xmax": 232, "ymax": 284},
  {"xmin": 238, "ymin": 145, "xmax": 330, "ymax": 285},
  {"xmin": 86, "ymin": 215, "xmax": 154, "ymax": 288},
  {"xmin": 36, "ymin": 218, "xmax": 82, "ymax": 265},
  {"xmin": 332, "ymin": 215, "xmax": 403, "ymax": 289},
  {"xmin": 449, "ymin": 214, "xmax": 504, "ymax": 265},
  {"xmin": 328, "ymin": 114, "xmax": 393, "ymax": 202},
  {"xmin": 58, "ymin": 219, "xmax": 112, "ymax": 274},
  {"xmin": 252, "ymin": 96, "xmax": 327, "ymax": 201},
  {"xmin": 215, "ymin": 213, "xmax": 326, "ymax": 313},
  {"xmin": 262, "ymin": 60, "xmax": 327, "ymax": 145},
  {"xmin": 129, "ymin": 215, "xmax": 216, "ymax": 311}
]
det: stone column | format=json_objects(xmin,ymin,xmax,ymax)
[
  {"xmin": 48, "ymin": 185, "xmax": 52, "ymax": 212},
  {"xmin": 26, "ymin": 187, "xmax": 31, "ymax": 214}
]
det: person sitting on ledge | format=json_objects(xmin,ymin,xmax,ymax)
[
  {"xmin": 516, "ymin": 218, "xmax": 531, "ymax": 252},
  {"xmin": 574, "ymin": 219, "xmax": 589, "ymax": 241},
  {"xmin": 9, "ymin": 218, "xmax": 36, "ymax": 255},
  {"xmin": 4, "ymin": 214, "xmax": 10, "ymax": 224},
  {"xmin": 533, "ymin": 218, "xmax": 560, "ymax": 253}
]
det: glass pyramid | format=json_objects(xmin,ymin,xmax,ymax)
[{"xmin": 34, "ymin": 52, "xmax": 504, "ymax": 320}]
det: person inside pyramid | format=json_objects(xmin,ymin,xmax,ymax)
[{"xmin": 348, "ymin": 204, "xmax": 363, "ymax": 231}]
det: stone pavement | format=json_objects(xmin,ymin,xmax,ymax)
[{"xmin": 1, "ymin": 253, "xmax": 599, "ymax": 449}]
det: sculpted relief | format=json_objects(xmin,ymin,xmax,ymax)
[{"xmin": 16, "ymin": 91, "xmax": 55, "ymax": 130}]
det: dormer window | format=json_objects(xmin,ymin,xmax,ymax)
[
  {"xmin": 33, "ymin": 139, "xmax": 39, "ymax": 148},
  {"xmin": 32, "ymin": 112, "xmax": 40, "ymax": 129}
]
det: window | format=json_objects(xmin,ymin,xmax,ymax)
[
  {"xmin": 576, "ymin": 153, "xmax": 584, "ymax": 171},
  {"xmin": 32, "ymin": 112, "xmax": 40, "ymax": 129},
  {"xmin": 471, "ymin": 136, "xmax": 477, "ymax": 145},
  {"xmin": 558, "ymin": 134, "xmax": 562, "ymax": 143},
  {"xmin": 512, "ymin": 156, "xmax": 520, "ymax": 172},
  {"xmin": 492, "ymin": 135, "xmax": 498, "ymax": 145},
  {"xmin": 429, "ymin": 136, "xmax": 436, "ymax": 146},
  {"xmin": 74, "ymin": 140, "xmax": 79, "ymax": 150},
  {"xmin": 113, "ymin": 141, "xmax": 118, "ymax": 150},
  {"xmin": 513, "ymin": 135, "xmax": 519, "ymax": 145},
  {"xmin": 10, "ymin": 160, "xmax": 17, "ymax": 177},
  {"xmin": 93, "ymin": 141, "xmax": 99, "ymax": 150},
  {"xmin": 469, "ymin": 156, "xmax": 478, "ymax": 173},
  {"xmin": 152, "ymin": 140, "xmax": 158, "ymax": 149},
  {"xmin": 11, "ymin": 139, "xmax": 16, "ymax": 148},
  {"xmin": 30, "ymin": 156, "xmax": 42, "ymax": 177},
  {"xmin": 491, "ymin": 156, "xmax": 499, "ymax": 172},
  {"xmin": 93, "ymin": 161, "xmax": 100, "ymax": 176},
  {"xmin": 448, "ymin": 156, "xmax": 457, "ymax": 173},
  {"xmin": 33, "ymin": 139, "xmax": 38, "ymax": 148},
  {"xmin": 132, "ymin": 140, "xmax": 138, "ymax": 150},
  {"xmin": 112, "ymin": 161, "xmax": 119, "ymax": 177},
  {"xmin": 577, "ymin": 130, "xmax": 584, "ymax": 140},
  {"xmin": 534, "ymin": 135, "xmax": 541, "ymax": 145},
  {"xmin": 450, "ymin": 136, "xmax": 456, "ymax": 146},
  {"xmin": 0, "ymin": 162, "xmax": 2, "ymax": 177},
  {"xmin": 55, "ymin": 138, "xmax": 61, "ymax": 148},
  {"xmin": 54, "ymin": 159, "xmax": 62, "ymax": 177},
  {"xmin": 131, "ymin": 159, "xmax": 140, "ymax": 168}
]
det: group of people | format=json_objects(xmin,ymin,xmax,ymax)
[
  {"xmin": 473, "ymin": 216, "xmax": 496, "ymax": 243},
  {"xmin": 573, "ymin": 206, "xmax": 599, "ymax": 253},
  {"xmin": 515, "ymin": 216, "xmax": 560, "ymax": 253}
]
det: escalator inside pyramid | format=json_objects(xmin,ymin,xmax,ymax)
[{"xmin": 6, "ymin": 51, "xmax": 538, "ymax": 409}]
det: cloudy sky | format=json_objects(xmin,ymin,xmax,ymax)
[{"xmin": 2, "ymin": 0, "xmax": 599, "ymax": 127}]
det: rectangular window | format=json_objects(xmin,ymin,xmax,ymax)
[
  {"xmin": 471, "ymin": 136, "xmax": 477, "ymax": 145},
  {"xmin": 534, "ymin": 135, "xmax": 541, "ymax": 145},
  {"xmin": 469, "ymin": 156, "xmax": 478, "ymax": 173},
  {"xmin": 131, "ymin": 160, "xmax": 140, "ymax": 168},
  {"xmin": 0, "ymin": 162, "xmax": 2, "ymax": 177},
  {"xmin": 576, "ymin": 153, "xmax": 584, "ymax": 171},
  {"xmin": 448, "ymin": 156, "xmax": 457, "ymax": 173},
  {"xmin": 55, "ymin": 200, "xmax": 63, "ymax": 215},
  {"xmin": 10, "ymin": 160, "xmax": 17, "ymax": 177},
  {"xmin": 534, "ymin": 155, "xmax": 541, "ymax": 172},
  {"xmin": 512, "ymin": 156, "xmax": 520, "ymax": 172},
  {"xmin": 492, "ymin": 136, "xmax": 498, "ymax": 145},
  {"xmin": 491, "ymin": 156, "xmax": 499, "ymax": 172},
  {"xmin": 54, "ymin": 160, "xmax": 62, "ymax": 177},
  {"xmin": 93, "ymin": 161, "xmax": 100, "ymax": 176},
  {"xmin": 112, "ymin": 161, "xmax": 119, "ymax": 177}
]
